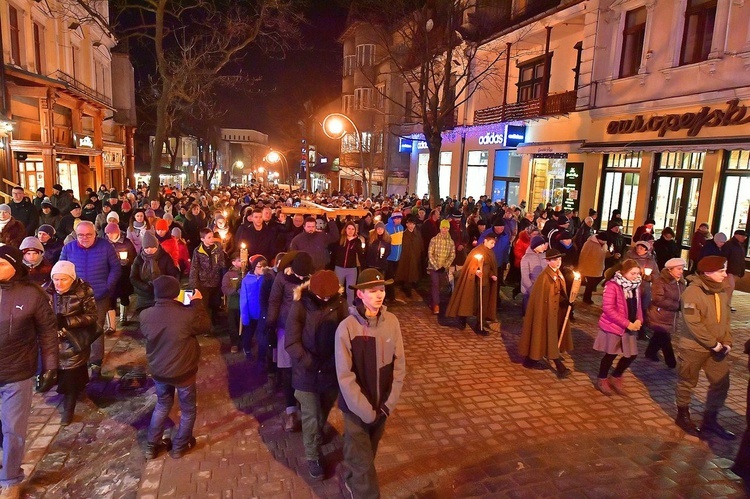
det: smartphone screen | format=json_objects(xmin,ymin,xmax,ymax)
[{"xmin": 182, "ymin": 290, "xmax": 194, "ymax": 305}]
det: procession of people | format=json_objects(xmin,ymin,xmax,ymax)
[{"xmin": 0, "ymin": 180, "xmax": 747, "ymax": 497}]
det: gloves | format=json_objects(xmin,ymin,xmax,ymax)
[
  {"xmin": 35, "ymin": 370, "xmax": 57, "ymax": 393},
  {"xmin": 711, "ymin": 343, "xmax": 731, "ymax": 361}
]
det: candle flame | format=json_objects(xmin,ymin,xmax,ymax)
[
  {"xmin": 573, "ymin": 271, "xmax": 580, "ymax": 279},
  {"xmin": 241, "ymin": 243, "xmax": 246, "ymax": 249}
]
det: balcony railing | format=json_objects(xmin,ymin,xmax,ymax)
[
  {"xmin": 473, "ymin": 90, "xmax": 577, "ymax": 125},
  {"xmin": 53, "ymin": 70, "xmax": 112, "ymax": 107}
]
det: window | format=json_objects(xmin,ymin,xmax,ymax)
[
  {"xmin": 376, "ymin": 83, "xmax": 386, "ymax": 110},
  {"xmin": 599, "ymin": 152, "xmax": 642, "ymax": 234},
  {"xmin": 717, "ymin": 150, "xmax": 750, "ymax": 256},
  {"xmin": 343, "ymin": 55, "xmax": 355, "ymax": 76},
  {"xmin": 620, "ymin": 7, "xmax": 646, "ymax": 78},
  {"xmin": 492, "ymin": 150, "xmax": 522, "ymax": 204},
  {"xmin": 341, "ymin": 133, "xmax": 358, "ymax": 154},
  {"xmin": 465, "ymin": 150, "xmax": 489, "ymax": 199},
  {"xmin": 517, "ymin": 55, "xmax": 550, "ymax": 102},
  {"xmin": 9, "ymin": 5, "xmax": 21, "ymax": 65},
  {"xmin": 404, "ymin": 91, "xmax": 416, "ymax": 121},
  {"xmin": 417, "ymin": 151, "xmax": 452, "ymax": 199},
  {"xmin": 342, "ymin": 95, "xmax": 354, "ymax": 115},
  {"xmin": 356, "ymin": 44, "xmax": 375, "ymax": 67},
  {"xmin": 680, "ymin": 0, "xmax": 717, "ymax": 65},
  {"xmin": 354, "ymin": 87, "xmax": 373, "ymax": 110},
  {"xmin": 660, "ymin": 151, "xmax": 704, "ymax": 170},
  {"xmin": 33, "ymin": 23, "xmax": 44, "ymax": 74}
]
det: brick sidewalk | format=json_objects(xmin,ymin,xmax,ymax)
[{"xmin": 16, "ymin": 287, "xmax": 750, "ymax": 498}]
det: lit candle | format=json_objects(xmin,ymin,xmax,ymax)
[
  {"xmin": 644, "ymin": 267, "xmax": 653, "ymax": 276},
  {"xmin": 361, "ymin": 241, "xmax": 365, "ymax": 250},
  {"xmin": 119, "ymin": 251, "xmax": 128, "ymax": 260},
  {"xmin": 223, "ymin": 210, "xmax": 227, "ymax": 217},
  {"xmin": 379, "ymin": 247, "xmax": 385, "ymax": 258}
]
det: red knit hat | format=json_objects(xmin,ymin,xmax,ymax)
[
  {"xmin": 155, "ymin": 219, "xmax": 170, "ymax": 231},
  {"xmin": 697, "ymin": 256, "xmax": 727, "ymax": 274}
]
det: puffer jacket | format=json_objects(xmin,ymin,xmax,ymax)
[
  {"xmin": 0, "ymin": 274, "xmax": 58, "ymax": 383},
  {"xmin": 520, "ymin": 247, "xmax": 547, "ymax": 296},
  {"xmin": 335, "ymin": 304, "xmax": 406, "ymax": 424},
  {"xmin": 59, "ymin": 237, "xmax": 121, "ymax": 301},
  {"xmin": 44, "ymin": 279, "xmax": 98, "ymax": 370},
  {"xmin": 131, "ymin": 248, "xmax": 180, "ymax": 310},
  {"xmin": 285, "ymin": 281, "xmax": 348, "ymax": 392},
  {"xmin": 188, "ymin": 243, "xmax": 225, "ymax": 289},
  {"xmin": 645, "ymin": 268, "xmax": 685, "ymax": 334},
  {"xmin": 599, "ymin": 279, "xmax": 643, "ymax": 336},
  {"xmin": 42, "ymin": 237, "xmax": 64, "ymax": 264},
  {"xmin": 140, "ymin": 298, "xmax": 211, "ymax": 386},
  {"xmin": 267, "ymin": 268, "xmax": 306, "ymax": 329},
  {"xmin": 679, "ymin": 275, "xmax": 731, "ymax": 352}
]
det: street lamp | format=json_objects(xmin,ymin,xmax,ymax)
[
  {"xmin": 322, "ymin": 112, "xmax": 368, "ymax": 197},
  {"xmin": 265, "ymin": 150, "xmax": 290, "ymax": 185}
]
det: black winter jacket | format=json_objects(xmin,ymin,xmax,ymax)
[
  {"xmin": 140, "ymin": 298, "xmax": 211, "ymax": 386},
  {"xmin": 723, "ymin": 238, "xmax": 747, "ymax": 277},
  {"xmin": 267, "ymin": 269, "xmax": 306, "ymax": 329},
  {"xmin": 0, "ymin": 275, "xmax": 58, "ymax": 382},
  {"xmin": 131, "ymin": 248, "xmax": 180, "ymax": 309},
  {"xmin": 285, "ymin": 282, "xmax": 348, "ymax": 392},
  {"xmin": 45, "ymin": 279, "xmax": 98, "ymax": 370}
]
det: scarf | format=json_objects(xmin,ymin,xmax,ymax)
[
  {"xmin": 140, "ymin": 250, "xmax": 161, "ymax": 283},
  {"xmin": 613, "ymin": 271, "xmax": 641, "ymax": 298},
  {"xmin": 0, "ymin": 218, "xmax": 9, "ymax": 232},
  {"xmin": 699, "ymin": 274, "xmax": 726, "ymax": 294}
]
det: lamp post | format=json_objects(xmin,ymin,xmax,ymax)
[
  {"xmin": 233, "ymin": 160, "xmax": 244, "ymax": 184},
  {"xmin": 265, "ymin": 150, "xmax": 290, "ymax": 187},
  {"xmin": 322, "ymin": 112, "xmax": 368, "ymax": 197}
]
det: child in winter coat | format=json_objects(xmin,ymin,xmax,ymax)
[
  {"xmin": 239, "ymin": 254, "xmax": 275, "ymax": 360},
  {"xmin": 222, "ymin": 253, "xmax": 244, "ymax": 353},
  {"xmin": 189, "ymin": 228, "xmax": 226, "ymax": 329}
]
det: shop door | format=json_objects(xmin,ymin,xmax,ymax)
[{"xmin": 649, "ymin": 174, "xmax": 701, "ymax": 248}]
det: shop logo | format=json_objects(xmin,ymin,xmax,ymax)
[
  {"xmin": 478, "ymin": 132, "xmax": 504, "ymax": 145},
  {"xmin": 77, "ymin": 135, "xmax": 94, "ymax": 148},
  {"xmin": 607, "ymin": 99, "xmax": 750, "ymax": 137}
]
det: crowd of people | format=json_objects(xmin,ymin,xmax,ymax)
[{"xmin": 0, "ymin": 179, "xmax": 747, "ymax": 496}]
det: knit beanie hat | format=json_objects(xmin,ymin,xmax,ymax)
[
  {"xmin": 0, "ymin": 204, "xmax": 10, "ymax": 213},
  {"xmin": 121, "ymin": 201, "xmax": 132, "ymax": 211},
  {"xmin": 557, "ymin": 230, "xmax": 572, "ymax": 240},
  {"xmin": 171, "ymin": 227, "xmax": 182, "ymax": 239},
  {"xmin": 105, "ymin": 222, "xmax": 120, "ymax": 235},
  {"xmin": 249, "ymin": 254, "xmax": 267, "ymax": 270},
  {"xmin": 153, "ymin": 275, "xmax": 181, "ymax": 299},
  {"xmin": 309, "ymin": 270, "xmax": 340, "ymax": 300},
  {"xmin": 144, "ymin": 209, "xmax": 156, "ymax": 218},
  {"xmin": 51, "ymin": 260, "xmax": 76, "ymax": 279},
  {"xmin": 106, "ymin": 211, "xmax": 120, "ymax": 223},
  {"xmin": 697, "ymin": 255, "xmax": 727, "ymax": 274},
  {"xmin": 291, "ymin": 252, "xmax": 314, "ymax": 277},
  {"xmin": 155, "ymin": 219, "xmax": 170, "ymax": 231},
  {"xmin": 20, "ymin": 236, "xmax": 44, "ymax": 253},
  {"xmin": 163, "ymin": 212, "xmax": 174, "ymax": 223},
  {"xmin": 37, "ymin": 224, "xmax": 55, "ymax": 237},
  {"xmin": 142, "ymin": 231, "xmax": 159, "ymax": 249},
  {"xmin": 530, "ymin": 235, "xmax": 546, "ymax": 250},
  {"xmin": 713, "ymin": 232, "xmax": 727, "ymax": 244},
  {"xmin": 0, "ymin": 245, "xmax": 27, "ymax": 277},
  {"xmin": 439, "ymin": 219, "xmax": 450, "ymax": 229}
]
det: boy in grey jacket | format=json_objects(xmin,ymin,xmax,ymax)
[{"xmin": 335, "ymin": 268, "xmax": 406, "ymax": 498}]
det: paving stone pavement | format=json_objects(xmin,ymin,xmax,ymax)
[{"xmin": 12, "ymin": 285, "xmax": 750, "ymax": 498}]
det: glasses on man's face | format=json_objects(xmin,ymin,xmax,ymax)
[{"xmin": 77, "ymin": 233, "xmax": 95, "ymax": 238}]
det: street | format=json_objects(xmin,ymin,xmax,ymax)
[{"xmin": 17, "ymin": 287, "xmax": 750, "ymax": 498}]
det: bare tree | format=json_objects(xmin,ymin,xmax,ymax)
[
  {"xmin": 353, "ymin": 0, "xmax": 508, "ymax": 203},
  {"xmin": 108, "ymin": 0, "xmax": 302, "ymax": 198}
]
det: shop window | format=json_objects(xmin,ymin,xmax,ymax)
[
  {"xmin": 680, "ymin": 0, "xmax": 717, "ymax": 66},
  {"xmin": 439, "ymin": 151, "xmax": 452, "ymax": 199},
  {"xmin": 660, "ymin": 151, "xmax": 704, "ymax": 170},
  {"xmin": 9, "ymin": 5, "xmax": 22, "ymax": 66},
  {"xmin": 465, "ymin": 150, "xmax": 488, "ymax": 200},
  {"xmin": 18, "ymin": 160, "xmax": 45, "ymax": 194},
  {"xmin": 620, "ymin": 7, "xmax": 647, "ymax": 78},
  {"xmin": 517, "ymin": 54, "xmax": 551, "ymax": 103},
  {"xmin": 418, "ymin": 152, "xmax": 452, "ymax": 199},
  {"xmin": 57, "ymin": 161, "xmax": 80, "ymax": 201},
  {"xmin": 599, "ymin": 152, "xmax": 642, "ymax": 234},
  {"xmin": 717, "ymin": 150, "xmax": 750, "ymax": 257},
  {"xmin": 417, "ymin": 153, "xmax": 429, "ymax": 198},
  {"xmin": 493, "ymin": 150, "xmax": 521, "ymax": 204},
  {"xmin": 530, "ymin": 155, "xmax": 566, "ymax": 211}
]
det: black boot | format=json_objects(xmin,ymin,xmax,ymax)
[
  {"xmin": 553, "ymin": 358, "xmax": 571, "ymax": 379},
  {"xmin": 61, "ymin": 392, "xmax": 77, "ymax": 426},
  {"xmin": 675, "ymin": 406, "xmax": 701, "ymax": 436},
  {"xmin": 457, "ymin": 317, "xmax": 467, "ymax": 330},
  {"xmin": 645, "ymin": 332, "xmax": 662, "ymax": 361},
  {"xmin": 701, "ymin": 411, "xmax": 736, "ymax": 440}
]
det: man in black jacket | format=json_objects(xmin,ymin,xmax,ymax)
[
  {"xmin": 140, "ymin": 275, "xmax": 210, "ymax": 460},
  {"xmin": 9, "ymin": 187, "xmax": 39, "ymax": 236},
  {"xmin": 723, "ymin": 229, "xmax": 748, "ymax": 312},
  {"xmin": 0, "ymin": 245, "xmax": 58, "ymax": 497},
  {"xmin": 285, "ymin": 270, "xmax": 348, "ymax": 480}
]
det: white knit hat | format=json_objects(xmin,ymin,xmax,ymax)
[{"xmin": 51, "ymin": 260, "xmax": 76, "ymax": 279}]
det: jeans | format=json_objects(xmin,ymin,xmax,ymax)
[
  {"xmin": 0, "ymin": 378, "xmax": 33, "ymax": 486},
  {"xmin": 295, "ymin": 388, "xmax": 338, "ymax": 460},
  {"xmin": 335, "ymin": 266, "xmax": 358, "ymax": 307},
  {"xmin": 147, "ymin": 380, "xmax": 197, "ymax": 450},
  {"xmin": 342, "ymin": 411, "xmax": 387, "ymax": 499},
  {"xmin": 91, "ymin": 297, "xmax": 110, "ymax": 365}
]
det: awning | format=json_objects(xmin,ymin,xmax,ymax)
[
  {"xmin": 580, "ymin": 137, "xmax": 750, "ymax": 154},
  {"xmin": 515, "ymin": 140, "xmax": 584, "ymax": 154}
]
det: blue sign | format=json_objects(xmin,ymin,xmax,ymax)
[
  {"xmin": 504, "ymin": 125, "xmax": 527, "ymax": 147},
  {"xmin": 398, "ymin": 137, "xmax": 412, "ymax": 153}
]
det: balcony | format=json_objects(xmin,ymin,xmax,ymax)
[
  {"xmin": 473, "ymin": 90, "xmax": 577, "ymax": 125},
  {"xmin": 53, "ymin": 70, "xmax": 112, "ymax": 107}
]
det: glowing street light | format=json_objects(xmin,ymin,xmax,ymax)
[
  {"xmin": 265, "ymin": 150, "xmax": 290, "ymax": 185},
  {"xmin": 322, "ymin": 112, "xmax": 368, "ymax": 197}
]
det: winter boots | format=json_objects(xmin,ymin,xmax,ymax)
[{"xmin": 675, "ymin": 406, "xmax": 701, "ymax": 436}]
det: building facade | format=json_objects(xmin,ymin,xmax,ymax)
[{"xmin": 1, "ymin": 0, "xmax": 136, "ymax": 199}]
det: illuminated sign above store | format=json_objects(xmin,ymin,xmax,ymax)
[
  {"xmin": 478, "ymin": 132, "xmax": 504, "ymax": 145},
  {"xmin": 75, "ymin": 134, "xmax": 94, "ymax": 148},
  {"xmin": 607, "ymin": 99, "xmax": 750, "ymax": 137},
  {"xmin": 504, "ymin": 125, "xmax": 527, "ymax": 147}
]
